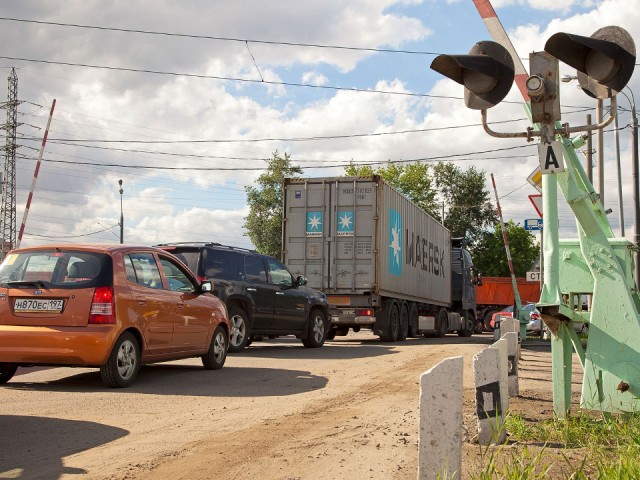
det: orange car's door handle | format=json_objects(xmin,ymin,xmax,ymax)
[
  {"xmin": 177, "ymin": 303, "xmax": 185, "ymax": 309},
  {"xmin": 135, "ymin": 296, "xmax": 146, "ymax": 306}
]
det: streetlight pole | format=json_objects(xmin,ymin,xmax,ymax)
[{"xmin": 118, "ymin": 179, "xmax": 124, "ymax": 244}]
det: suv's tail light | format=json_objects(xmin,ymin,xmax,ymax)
[
  {"xmin": 89, "ymin": 286, "xmax": 115, "ymax": 324},
  {"xmin": 197, "ymin": 275, "xmax": 206, "ymax": 283}
]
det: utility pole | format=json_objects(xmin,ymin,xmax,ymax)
[
  {"xmin": 119, "ymin": 179, "xmax": 124, "ymax": 244},
  {"xmin": 0, "ymin": 68, "xmax": 19, "ymax": 257},
  {"xmin": 586, "ymin": 114, "xmax": 593, "ymax": 183}
]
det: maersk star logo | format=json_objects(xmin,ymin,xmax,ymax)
[
  {"xmin": 337, "ymin": 211, "xmax": 354, "ymax": 236},
  {"xmin": 306, "ymin": 211, "xmax": 323, "ymax": 237},
  {"xmin": 388, "ymin": 208, "xmax": 402, "ymax": 276}
]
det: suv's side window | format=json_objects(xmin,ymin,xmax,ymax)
[
  {"xmin": 127, "ymin": 253, "xmax": 163, "ymax": 289},
  {"xmin": 265, "ymin": 257, "xmax": 293, "ymax": 287},
  {"xmin": 159, "ymin": 257, "xmax": 197, "ymax": 292},
  {"xmin": 202, "ymin": 249, "xmax": 239, "ymax": 280},
  {"xmin": 244, "ymin": 255, "xmax": 267, "ymax": 283}
]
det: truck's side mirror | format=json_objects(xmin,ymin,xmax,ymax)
[{"xmin": 473, "ymin": 272, "xmax": 483, "ymax": 287}]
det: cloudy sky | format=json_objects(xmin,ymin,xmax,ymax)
[{"xmin": 0, "ymin": 0, "xmax": 638, "ymax": 251}]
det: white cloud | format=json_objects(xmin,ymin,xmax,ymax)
[
  {"xmin": 301, "ymin": 71, "xmax": 329, "ymax": 86},
  {"xmin": 2, "ymin": 0, "xmax": 637, "ymax": 252}
]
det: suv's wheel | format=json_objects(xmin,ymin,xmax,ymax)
[
  {"xmin": 100, "ymin": 332, "xmax": 140, "ymax": 388},
  {"xmin": 202, "ymin": 325, "xmax": 228, "ymax": 370},
  {"xmin": 302, "ymin": 309, "xmax": 327, "ymax": 348},
  {"xmin": 228, "ymin": 306, "xmax": 250, "ymax": 353},
  {"xmin": 0, "ymin": 363, "xmax": 18, "ymax": 384}
]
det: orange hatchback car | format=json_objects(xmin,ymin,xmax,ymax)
[{"xmin": 0, "ymin": 244, "xmax": 230, "ymax": 388}]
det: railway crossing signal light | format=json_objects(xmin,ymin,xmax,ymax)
[
  {"xmin": 526, "ymin": 52, "xmax": 561, "ymax": 124},
  {"xmin": 544, "ymin": 26, "xmax": 636, "ymax": 99},
  {"xmin": 430, "ymin": 40, "xmax": 514, "ymax": 110}
]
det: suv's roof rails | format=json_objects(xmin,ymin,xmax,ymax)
[
  {"xmin": 156, "ymin": 242, "xmax": 257, "ymax": 253},
  {"xmin": 156, "ymin": 242, "xmax": 222, "ymax": 247}
]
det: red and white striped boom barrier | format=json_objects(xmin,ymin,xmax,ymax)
[{"xmin": 16, "ymin": 98, "xmax": 56, "ymax": 248}]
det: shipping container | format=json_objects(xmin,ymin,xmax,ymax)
[{"xmin": 282, "ymin": 176, "xmax": 478, "ymax": 341}]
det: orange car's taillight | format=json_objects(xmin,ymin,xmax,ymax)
[{"xmin": 89, "ymin": 286, "xmax": 115, "ymax": 324}]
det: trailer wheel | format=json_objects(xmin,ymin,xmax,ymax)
[
  {"xmin": 398, "ymin": 302, "xmax": 409, "ymax": 341},
  {"xmin": 326, "ymin": 327, "xmax": 337, "ymax": 340},
  {"xmin": 458, "ymin": 312, "xmax": 475, "ymax": 337},
  {"xmin": 380, "ymin": 301, "xmax": 400, "ymax": 342},
  {"xmin": 408, "ymin": 303, "xmax": 419, "ymax": 338},
  {"xmin": 436, "ymin": 309, "xmax": 448, "ymax": 338}
]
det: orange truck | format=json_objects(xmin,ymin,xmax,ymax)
[{"xmin": 476, "ymin": 276, "xmax": 541, "ymax": 330}]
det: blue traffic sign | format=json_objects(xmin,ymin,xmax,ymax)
[{"xmin": 524, "ymin": 218, "xmax": 543, "ymax": 231}]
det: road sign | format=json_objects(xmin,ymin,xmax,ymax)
[
  {"xmin": 527, "ymin": 167, "xmax": 542, "ymax": 193},
  {"xmin": 524, "ymin": 218, "xmax": 543, "ymax": 231},
  {"xmin": 529, "ymin": 194, "xmax": 542, "ymax": 218},
  {"xmin": 526, "ymin": 271, "xmax": 541, "ymax": 282},
  {"xmin": 538, "ymin": 141, "xmax": 565, "ymax": 173}
]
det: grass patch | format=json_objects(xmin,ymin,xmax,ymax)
[{"xmin": 472, "ymin": 411, "xmax": 640, "ymax": 478}]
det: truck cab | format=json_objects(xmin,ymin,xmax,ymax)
[{"xmin": 451, "ymin": 238, "xmax": 477, "ymax": 327}]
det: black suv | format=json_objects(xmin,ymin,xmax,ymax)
[{"xmin": 156, "ymin": 243, "xmax": 329, "ymax": 352}]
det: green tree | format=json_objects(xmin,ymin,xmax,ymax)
[
  {"xmin": 244, "ymin": 151, "xmax": 302, "ymax": 258},
  {"xmin": 471, "ymin": 221, "xmax": 540, "ymax": 277},
  {"xmin": 344, "ymin": 161, "xmax": 440, "ymax": 218},
  {"xmin": 432, "ymin": 162, "xmax": 498, "ymax": 242}
]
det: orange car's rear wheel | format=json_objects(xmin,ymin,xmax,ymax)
[{"xmin": 100, "ymin": 332, "xmax": 140, "ymax": 388}]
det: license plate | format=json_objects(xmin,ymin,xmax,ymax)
[{"xmin": 14, "ymin": 298, "xmax": 64, "ymax": 313}]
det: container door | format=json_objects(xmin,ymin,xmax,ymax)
[
  {"xmin": 329, "ymin": 178, "xmax": 377, "ymax": 293},
  {"xmin": 283, "ymin": 180, "xmax": 330, "ymax": 291}
]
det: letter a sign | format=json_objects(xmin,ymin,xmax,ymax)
[{"xmin": 538, "ymin": 141, "xmax": 565, "ymax": 174}]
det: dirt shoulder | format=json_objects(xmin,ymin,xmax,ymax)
[{"xmin": 1, "ymin": 333, "xmax": 577, "ymax": 480}]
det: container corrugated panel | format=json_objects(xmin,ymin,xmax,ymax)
[
  {"xmin": 376, "ymin": 181, "xmax": 451, "ymax": 305},
  {"xmin": 282, "ymin": 176, "xmax": 451, "ymax": 305}
]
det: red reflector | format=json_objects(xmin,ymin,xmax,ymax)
[
  {"xmin": 355, "ymin": 308, "xmax": 374, "ymax": 317},
  {"xmin": 89, "ymin": 286, "xmax": 115, "ymax": 324}
]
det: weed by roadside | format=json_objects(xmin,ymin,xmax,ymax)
[{"xmin": 470, "ymin": 411, "xmax": 640, "ymax": 479}]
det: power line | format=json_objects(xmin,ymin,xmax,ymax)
[
  {"xmin": 0, "ymin": 55, "xmax": 443, "ymax": 99},
  {"xmin": 23, "ymin": 223, "xmax": 119, "ymax": 239},
  {"xmin": 19, "ymin": 144, "xmax": 535, "ymax": 171},
  {"xmin": 34, "ymin": 118, "xmax": 532, "ymax": 144},
  {"xmin": 0, "ymin": 17, "xmax": 439, "ymax": 56}
]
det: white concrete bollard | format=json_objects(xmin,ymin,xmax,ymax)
[
  {"xmin": 418, "ymin": 356, "xmax": 463, "ymax": 480},
  {"xmin": 500, "ymin": 317, "xmax": 521, "ymax": 360},
  {"xmin": 500, "ymin": 318, "xmax": 518, "ymax": 336},
  {"xmin": 490, "ymin": 338, "xmax": 509, "ymax": 416},
  {"xmin": 503, "ymin": 332, "xmax": 519, "ymax": 397},
  {"xmin": 473, "ymin": 347, "xmax": 507, "ymax": 445}
]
